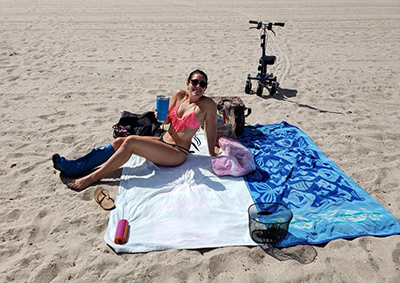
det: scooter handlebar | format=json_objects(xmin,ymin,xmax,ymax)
[{"xmin": 249, "ymin": 20, "xmax": 285, "ymax": 28}]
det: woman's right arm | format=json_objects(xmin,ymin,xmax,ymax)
[{"xmin": 157, "ymin": 90, "xmax": 182, "ymax": 125}]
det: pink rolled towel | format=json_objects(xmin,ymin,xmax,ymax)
[{"xmin": 212, "ymin": 137, "xmax": 256, "ymax": 177}]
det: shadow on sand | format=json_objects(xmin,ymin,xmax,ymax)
[
  {"xmin": 260, "ymin": 243, "xmax": 318, "ymax": 264},
  {"xmin": 249, "ymin": 87, "xmax": 345, "ymax": 115}
]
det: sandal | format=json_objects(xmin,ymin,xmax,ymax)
[{"xmin": 94, "ymin": 187, "xmax": 115, "ymax": 210}]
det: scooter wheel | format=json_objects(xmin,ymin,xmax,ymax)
[
  {"xmin": 269, "ymin": 82, "xmax": 278, "ymax": 95},
  {"xmin": 256, "ymin": 84, "xmax": 263, "ymax": 96},
  {"xmin": 245, "ymin": 80, "xmax": 252, "ymax": 94}
]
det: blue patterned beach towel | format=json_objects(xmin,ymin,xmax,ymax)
[{"xmin": 239, "ymin": 122, "xmax": 400, "ymax": 247}]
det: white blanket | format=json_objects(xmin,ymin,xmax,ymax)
[{"xmin": 104, "ymin": 131, "xmax": 256, "ymax": 253}]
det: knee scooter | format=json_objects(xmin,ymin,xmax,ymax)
[{"xmin": 245, "ymin": 20, "xmax": 285, "ymax": 96}]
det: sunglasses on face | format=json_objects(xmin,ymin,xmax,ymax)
[{"xmin": 190, "ymin": 79, "xmax": 208, "ymax": 88}]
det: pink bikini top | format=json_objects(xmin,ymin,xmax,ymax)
[{"xmin": 169, "ymin": 96, "xmax": 201, "ymax": 132}]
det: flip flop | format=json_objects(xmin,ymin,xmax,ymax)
[{"xmin": 94, "ymin": 187, "xmax": 115, "ymax": 210}]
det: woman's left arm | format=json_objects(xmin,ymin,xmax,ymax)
[{"xmin": 203, "ymin": 98, "xmax": 220, "ymax": 156}]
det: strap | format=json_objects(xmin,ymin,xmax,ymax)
[
  {"xmin": 178, "ymin": 95, "xmax": 188, "ymax": 107},
  {"xmin": 191, "ymin": 135, "xmax": 201, "ymax": 152}
]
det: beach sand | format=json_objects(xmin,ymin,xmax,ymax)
[{"xmin": 1, "ymin": 0, "xmax": 399, "ymax": 282}]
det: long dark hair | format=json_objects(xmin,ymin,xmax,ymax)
[{"xmin": 187, "ymin": 69, "xmax": 208, "ymax": 83}]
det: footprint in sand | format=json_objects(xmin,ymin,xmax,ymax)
[{"xmin": 392, "ymin": 242, "xmax": 400, "ymax": 264}]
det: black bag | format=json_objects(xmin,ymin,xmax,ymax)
[
  {"xmin": 211, "ymin": 96, "xmax": 251, "ymax": 137},
  {"xmin": 112, "ymin": 111, "xmax": 162, "ymax": 138}
]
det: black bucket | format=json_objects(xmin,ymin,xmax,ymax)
[{"xmin": 248, "ymin": 202, "xmax": 293, "ymax": 244}]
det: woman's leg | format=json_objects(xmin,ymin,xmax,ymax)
[
  {"xmin": 52, "ymin": 137, "xmax": 127, "ymax": 177},
  {"xmin": 67, "ymin": 135, "xmax": 187, "ymax": 191}
]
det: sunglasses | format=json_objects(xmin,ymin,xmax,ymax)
[{"xmin": 190, "ymin": 79, "xmax": 208, "ymax": 88}]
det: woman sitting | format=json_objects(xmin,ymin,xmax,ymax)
[{"xmin": 52, "ymin": 69, "xmax": 220, "ymax": 191}]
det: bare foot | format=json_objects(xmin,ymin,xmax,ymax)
[{"xmin": 67, "ymin": 175, "xmax": 97, "ymax": 191}]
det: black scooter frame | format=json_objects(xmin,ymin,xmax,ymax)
[{"xmin": 245, "ymin": 20, "xmax": 285, "ymax": 96}]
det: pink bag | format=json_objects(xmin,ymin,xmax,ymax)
[{"xmin": 212, "ymin": 137, "xmax": 256, "ymax": 177}]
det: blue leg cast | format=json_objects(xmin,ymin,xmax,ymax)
[{"xmin": 52, "ymin": 144, "xmax": 115, "ymax": 177}]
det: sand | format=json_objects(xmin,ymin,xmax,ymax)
[{"xmin": 1, "ymin": 0, "xmax": 399, "ymax": 282}]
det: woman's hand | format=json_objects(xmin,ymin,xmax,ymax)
[{"xmin": 211, "ymin": 146, "xmax": 222, "ymax": 156}]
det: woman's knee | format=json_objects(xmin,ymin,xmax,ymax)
[
  {"xmin": 111, "ymin": 137, "xmax": 126, "ymax": 150},
  {"xmin": 122, "ymin": 135, "xmax": 141, "ymax": 148},
  {"xmin": 120, "ymin": 135, "xmax": 144, "ymax": 155}
]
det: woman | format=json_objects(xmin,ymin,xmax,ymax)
[{"xmin": 53, "ymin": 69, "xmax": 220, "ymax": 191}]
